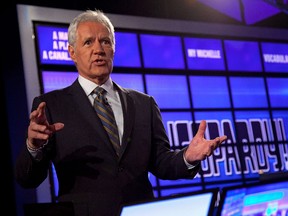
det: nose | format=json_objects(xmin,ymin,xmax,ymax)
[{"xmin": 93, "ymin": 40, "xmax": 105, "ymax": 55}]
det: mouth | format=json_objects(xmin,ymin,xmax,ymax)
[{"xmin": 93, "ymin": 58, "xmax": 106, "ymax": 66}]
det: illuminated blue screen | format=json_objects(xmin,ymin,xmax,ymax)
[
  {"xmin": 267, "ymin": 78, "xmax": 288, "ymax": 107},
  {"xmin": 261, "ymin": 42, "xmax": 288, "ymax": 73},
  {"xmin": 218, "ymin": 180, "xmax": 288, "ymax": 216},
  {"xmin": 35, "ymin": 25, "xmax": 74, "ymax": 65},
  {"xmin": 111, "ymin": 73, "xmax": 144, "ymax": 92},
  {"xmin": 42, "ymin": 71, "xmax": 78, "ymax": 93},
  {"xmin": 140, "ymin": 34, "xmax": 185, "ymax": 69},
  {"xmin": 184, "ymin": 38, "xmax": 225, "ymax": 70},
  {"xmin": 230, "ymin": 77, "xmax": 268, "ymax": 108},
  {"xmin": 120, "ymin": 189, "xmax": 217, "ymax": 216},
  {"xmin": 189, "ymin": 76, "xmax": 230, "ymax": 108},
  {"xmin": 145, "ymin": 75, "xmax": 190, "ymax": 108},
  {"xmin": 224, "ymin": 40, "xmax": 262, "ymax": 72},
  {"xmin": 159, "ymin": 186, "xmax": 204, "ymax": 197},
  {"xmin": 114, "ymin": 32, "xmax": 141, "ymax": 67}
]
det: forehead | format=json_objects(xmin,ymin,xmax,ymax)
[{"xmin": 77, "ymin": 21, "xmax": 111, "ymax": 36}]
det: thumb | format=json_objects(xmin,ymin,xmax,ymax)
[{"xmin": 49, "ymin": 123, "xmax": 65, "ymax": 132}]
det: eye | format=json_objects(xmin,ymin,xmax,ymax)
[
  {"xmin": 101, "ymin": 38, "xmax": 112, "ymax": 46},
  {"xmin": 84, "ymin": 39, "xmax": 92, "ymax": 46}
]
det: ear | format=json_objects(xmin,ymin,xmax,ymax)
[{"xmin": 68, "ymin": 45, "xmax": 76, "ymax": 62}]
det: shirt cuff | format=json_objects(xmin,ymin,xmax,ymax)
[
  {"xmin": 183, "ymin": 153, "xmax": 200, "ymax": 169},
  {"xmin": 26, "ymin": 139, "xmax": 48, "ymax": 161}
]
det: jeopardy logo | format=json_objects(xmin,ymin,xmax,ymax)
[{"xmin": 167, "ymin": 118, "xmax": 288, "ymax": 178}]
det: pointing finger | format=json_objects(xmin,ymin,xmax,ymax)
[{"xmin": 195, "ymin": 120, "xmax": 206, "ymax": 138}]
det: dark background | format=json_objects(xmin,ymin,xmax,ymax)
[{"xmin": 2, "ymin": 1, "xmax": 288, "ymax": 216}]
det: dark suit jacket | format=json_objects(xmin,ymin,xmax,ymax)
[{"xmin": 15, "ymin": 79, "xmax": 199, "ymax": 216}]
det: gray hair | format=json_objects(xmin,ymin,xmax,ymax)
[{"xmin": 68, "ymin": 9, "xmax": 115, "ymax": 50}]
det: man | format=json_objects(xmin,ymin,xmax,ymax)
[{"xmin": 15, "ymin": 9, "xmax": 227, "ymax": 216}]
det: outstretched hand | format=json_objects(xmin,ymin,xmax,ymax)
[
  {"xmin": 27, "ymin": 102, "xmax": 64, "ymax": 148},
  {"xmin": 184, "ymin": 120, "xmax": 227, "ymax": 164}
]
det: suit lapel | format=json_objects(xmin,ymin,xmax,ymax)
[{"xmin": 114, "ymin": 83, "xmax": 135, "ymax": 158}]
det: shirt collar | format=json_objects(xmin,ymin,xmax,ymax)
[{"xmin": 78, "ymin": 75, "xmax": 114, "ymax": 97}]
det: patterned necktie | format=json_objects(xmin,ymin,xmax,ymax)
[{"xmin": 93, "ymin": 86, "xmax": 121, "ymax": 156}]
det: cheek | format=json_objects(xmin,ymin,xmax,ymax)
[
  {"xmin": 106, "ymin": 48, "xmax": 115, "ymax": 59},
  {"xmin": 76, "ymin": 52, "xmax": 90, "ymax": 62}
]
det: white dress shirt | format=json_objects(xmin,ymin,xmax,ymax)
[{"xmin": 78, "ymin": 75, "xmax": 124, "ymax": 145}]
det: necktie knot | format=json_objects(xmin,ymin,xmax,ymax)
[
  {"xmin": 94, "ymin": 86, "xmax": 106, "ymax": 101},
  {"xmin": 94, "ymin": 87, "xmax": 110, "ymax": 106},
  {"xmin": 94, "ymin": 86, "xmax": 105, "ymax": 94}
]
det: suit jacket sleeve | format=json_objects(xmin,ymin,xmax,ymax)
[{"xmin": 14, "ymin": 96, "xmax": 51, "ymax": 188}]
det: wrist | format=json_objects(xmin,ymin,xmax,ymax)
[{"xmin": 26, "ymin": 139, "xmax": 48, "ymax": 152}]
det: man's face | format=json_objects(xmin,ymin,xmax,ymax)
[{"xmin": 68, "ymin": 21, "xmax": 114, "ymax": 85}]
